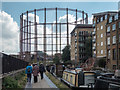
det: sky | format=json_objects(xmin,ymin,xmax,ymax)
[{"xmin": 0, "ymin": 1, "xmax": 119, "ymax": 55}]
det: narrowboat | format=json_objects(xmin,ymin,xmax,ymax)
[{"xmin": 61, "ymin": 68, "xmax": 95, "ymax": 88}]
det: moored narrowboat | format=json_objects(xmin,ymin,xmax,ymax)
[{"xmin": 61, "ymin": 68, "xmax": 95, "ymax": 88}]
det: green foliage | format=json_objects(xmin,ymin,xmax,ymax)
[
  {"xmin": 83, "ymin": 37, "xmax": 92, "ymax": 62},
  {"xmin": 53, "ymin": 55, "xmax": 60, "ymax": 64},
  {"xmin": 98, "ymin": 58, "xmax": 106, "ymax": 68},
  {"xmin": 45, "ymin": 72, "xmax": 69, "ymax": 89},
  {"xmin": 3, "ymin": 76, "xmax": 21, "ymax": 88},
  {"xmin": 62, "ymin": 45, "xmax": 71, "ymax": 63},
  {"xmin": 15, "ymin": 71, "xmax": 25, "ymax": 80},
  {"xmin": 2, "ymin": 71, "xmax": 27, "ymax": 89}
]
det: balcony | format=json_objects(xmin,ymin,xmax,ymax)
[
  {"xmin": 92, "ymin": 39, "xmax": 96, "ymax": 42},
  {"xmin": 79, "ymin": 51, "xmax": 85, "ymax": 54},
  {"xmin": 84, "ymin": 33, "xmax": 89, "ymax": 36},
  {"xmin": 92, "ymin": 31, "xmax": 95, "ymax": 35},
  {"xmin": 75, "ymin": 45, "xmax": 77, "ymax": 48},
  {"xmin": 79, "ymin": 39, "xmax": 84, "ymax": 42},
  {"xmin": 75, "ymin": 39, "xmax": 77, "ymax": 42},
  {"xmin": 92, "ymin": 46, "xmax": 96, "ymax": 50}
]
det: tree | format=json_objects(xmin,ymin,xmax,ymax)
[
  {"xmin": 62, "ymin": 45, "xmax": 71, "ymax": 63},
  {"xmin": 98, "ymin": 58, "xmax": 106, "ymax": 68},
  {"xmin": 53, "ymin": 55, "xmax": 60, "ymax": 64},
  {"xmin": 83, "ymin": 37, "xmax": 92, "ymax": 62}
]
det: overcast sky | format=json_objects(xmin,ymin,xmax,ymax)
[{"xmin": 0, "ymin": 1, "xmax": 119, "ymax": 55}]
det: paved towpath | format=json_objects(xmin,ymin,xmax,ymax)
[{"xmin": 25, "ymin": 73, "xmax": 58, "ymax": 89}]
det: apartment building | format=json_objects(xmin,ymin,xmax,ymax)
[
  {"xmin": 106, "ymin": 12, "xmax": 120, "ymax": 70},
  {"xmin": 92, "ymin": 12, "xmax": 118, "ymax": 59},
  {"xmin": 71, "ymin": 24, "xmax": 93, "ymax": 64}
]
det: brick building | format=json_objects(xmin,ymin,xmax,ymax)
[{"xmin": 70, "ymin": 24, "xmax": 93, "ymax": 64}]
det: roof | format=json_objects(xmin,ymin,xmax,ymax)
[
  {"xmin": 70, "ymin": 24, "xmax": 93, "ymax": 34},
  {"xmin": 92, "ymin": 11, "xmax": 118, "ymax": 16}
]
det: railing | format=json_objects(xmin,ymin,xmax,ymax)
[{"xmin": 2, "ymin": 53, "xmax": 28, "ymax": 74}]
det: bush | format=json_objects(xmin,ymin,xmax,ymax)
[
  {"xmin": 98, "ymin": 58, "xmax": 106, "ymax": 68},
  {"xmin": 45, "ymin": 71, "xmax": 69, "ymax": 89},
  {"xmin": 3, "ymin": 76, "xmax": 21, "ymax": 88},
  {"xmin": 2, "ymin": 71, "xmax": 27, "ymax": 88}
]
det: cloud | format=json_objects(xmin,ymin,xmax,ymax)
[
  {"xmin": 23, "ymin": 13, "xmax": 39, "ymax": 23},
  {"xmin": 88, "ymin": 15, "xmax": 93, "ymax": 24},
  {"xmin": 0, "ymin": 11, "xmax": 19, "ymax": 54},
  {"xmin": 0, "ymin": 11, "xmax": 93, "ymax": 55}
]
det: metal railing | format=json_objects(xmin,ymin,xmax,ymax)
[{"xmin": 2, "ymin": 53, "xmax": 28, "ymax": 74}]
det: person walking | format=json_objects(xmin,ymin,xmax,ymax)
[
  {"xmin": 25, "ymin": 63, "xmax": 32, "ymax": 82},
  {"xmin": 51, "ymin": 65, "xmax": 55, "ymax": 75},
  {"xmin": 33, "ymin": 64, "xmax": 39, "ymax": 83},
  {"xmin": 39, "ymin": 63, "xmax": 46, "ymax": 80}
]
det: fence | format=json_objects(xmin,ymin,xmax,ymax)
[
  {"xmin": 2, "ymin": 53, "xmax": 28, "ymax": 74},
  {"xmin": 94, "ymin": 77, "xmax": 120, "ymax": 89}
]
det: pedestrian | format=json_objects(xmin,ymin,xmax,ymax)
[
  {"xmin": 25, "ymin": 63, "xmax": 32, "ymax": 82},
  {"xmin": 33, "ymin": 64, "xmax": 39, "ymax": 83},
  {"xmin": 39, "ymin": 63, "xmax": 46, "ymax": 79},
  {"xmin": 51, "ymin": 65, "xmax": 55, "ymax": 75}
]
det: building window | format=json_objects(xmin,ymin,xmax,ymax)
[
  {"xmin": 80, "ymin": 54, "xmax": 82, "ymax": 58},
  {"xmin": 112, "ymin": 24, "xmax": 116, "ymax": 31},
  {"xmin": 101, "ymin": 17, "xmax": 103, "ymax": 22},
  {"xmin": 97, "ymin": 43, "xmax": 99, "ymax": 46},
  {"xmin": 112, "ymin": 36, "xmax": 116, "ymax": 44},
  {"xmin": 97, "ymin": 27, "xmax": 99, "ymax": 30},
  {"xmin": 79, "ymin": 43, "xmax": 84, "ymax": 47},
  {"xmin": 109, "ymin": 17, "xmax": 112, "ymax": 23},
  {"xmin": 101, "ymin": 42, "xmax": 103, "ymax": 46},
  {"xmin": 98, "ymin": 51, "xmax": 99, "ymax": 54},
  {"xmin": 107, "ymin": 37, "xmax": 110, "ymax": 45},
  {"xmin": 101, "ymin": 50, "xmax": 103, "ymax": 54},
  {"xmin": 94, "ymin": 51, "xmax": 96, "ymax": 54},
  {"xmin": 113, "ymin": 65, "xmax": 116, "ymax": 70},
  {"xmin": 97, "ymin": 19, "xmax": 99, "ymax": 23},
  {"xmin": 108, "ymin": 50, "xmax": 110, "ymax": 59},
  {"xmin": 79, "ymin": 37, "xmax": 82, "ymax": 41},
  {"xmin": 105, "ymin": 15, "xmax": 107, "ymax": 20},
  {"xmin": 75, "ymin": 33, "xmax": 77, "ymax": 36},
  {"xmin": 101, "ymin": 34, "xmax": 103, "ymax": 38},
  {"xmin": 115, "ymin": 14, "xmax": 118, "ymax": 20},
  {"xmin": 101, "ymin": 25, "xmax": 103, "ymax": 30},
  {"xmin": 81, "ymin": 31, "xmax": 83, "ymax": 35},
  {"xmin": 107, "ymin": 26, "xmax": 110, "ymax": 32},
  {"xmin": 113, "ymin": 49, "xmax": 116, "ymax": 60},
  {"xmin": 98, "ymin": 35, "xmax": 99, "ymax": 38}
]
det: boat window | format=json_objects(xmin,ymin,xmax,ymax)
[
  {"xmin": 70, "ymin": 75, "xmax": 73, "ymax": 83},
  {"xmin": 66, "ymin": 74, "xmax": 68, "ymax": 80}
]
